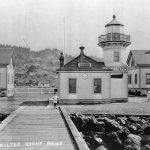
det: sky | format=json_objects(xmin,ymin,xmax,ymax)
[{"xmin": 0, "ymin": 0, "xmax": 150, "ymax": 59}]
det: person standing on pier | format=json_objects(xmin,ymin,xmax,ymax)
[{"xmin": 52, "ymin": 92, "xmax": 59, "ymax": 108}]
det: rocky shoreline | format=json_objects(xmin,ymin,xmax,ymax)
[{"xmin": 70, "ymin": 114, "xmax": 150, "ymax": 150}]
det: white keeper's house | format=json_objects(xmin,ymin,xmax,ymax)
[
  {"xmin": 127, "ymin": 50, "xmax": 150, "ymax": 95},
  {"xmin": 57, "ymin": 15, "xmax": 131, "ymax": 104},
  {"xmin": 0, "ymin": 49, "xmax": 15, "ymax": 97}
]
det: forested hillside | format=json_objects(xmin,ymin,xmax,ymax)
[{"xmin": 0, "ymin": 44, "xmax": 101, "ymax": 87}]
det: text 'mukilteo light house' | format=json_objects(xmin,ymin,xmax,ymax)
[{"xmin": 98, "ymin": 15, "xmax": 131, "ymax": 102}]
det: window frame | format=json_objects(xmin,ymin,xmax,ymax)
[
  {"xmin": 93, "ymin": 78, "xmax": 101, "ymax": 94},
  {"xmin": 128, "ymin": 74, "xmax": 132, "ymax": 84},
  {"xmin": 68, "ymin": 78, "xmax": 76, "ymax": 94},
  {"xmin": 114, "ymin": 51, "xmax": 120, "ymax": 62},
  {"xmin": 146, "ymin": 74, "xmax": 150, "ymax": 85},
  {"xmin": 135, "ymin": 74, "xmax": 137, "ymax": 84}
]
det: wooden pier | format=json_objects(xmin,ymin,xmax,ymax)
[{"xmin": 0, "ymin": 106, "xmax": 75, "ymax": 150}]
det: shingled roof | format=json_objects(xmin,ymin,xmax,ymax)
[
  {"xmin": 0, "ymin": 48, "xmax": 14, "ymax": 66},
  {"xmin": 58, "ymin": 47, "xmax": 111, "ymax": 72},
  {"xmin": 127, "ymin": 50, "xmax": 150, "ymax": 66}
]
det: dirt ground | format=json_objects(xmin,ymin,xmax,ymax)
[{"xmin": 0, "ymin": 95, "xmax": 149, "ymax": 115}]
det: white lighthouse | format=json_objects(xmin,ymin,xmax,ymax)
[
  {"xmin": 98, "ymin": 15, "xmax": 131, "ymax": 66},
  {"xmin": 98, "ymin": 15, "xmax": 131, "ymax": 102}
]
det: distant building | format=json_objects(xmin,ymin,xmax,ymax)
[
  {"xmin": 127, "ymin": 50, "xmax": 150, "ymax": 95},
  {"xmin": 38, "ymin": 81, "xmax": 50, "ymax": 88},
  {"xmin": 0, "ymin": 49, "xmax": 15, "ymax": 97},
  {"xmin": 57, "ymin": 15, "xmax": 131, "ymax": 104}
]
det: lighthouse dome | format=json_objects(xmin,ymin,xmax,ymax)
[{"xmin": 105, "ymin": 15, "xmax": 124, "ymax": 27}]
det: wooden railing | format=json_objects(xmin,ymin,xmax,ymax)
[{"xmin": 98, "ymin": 33, "xmax": 130, "ymax": 43}]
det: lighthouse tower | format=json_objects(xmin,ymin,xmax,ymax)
[
  {"xmin": 98, "ymin": 15, "xmax": 131, "ymax": 66},
  {"xmin": 98, "ymin": 15, "xmax": 131, "ymax": 102}
]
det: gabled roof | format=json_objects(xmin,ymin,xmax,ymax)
[
  {"xmin": 0, "ymin": 48, "xmax": 14, "ymax": 66},
  {"xmin": 58, "ymin": 47, "xmax": 111, "ymax": 72},
  {"xmin": 105, "ymin": 15, "xmax": 124, "ymax": 27},
  {"xmin": 127, "ymin": 50, "xmax": 150, "ymax": 66}
]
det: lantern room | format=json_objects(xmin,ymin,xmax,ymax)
[
  {"xmin": 105, "ymin": 15, "xmax": 124, "ymax": 34},
  {"xmin": 98, "ymin": 15, "xmax": 131, "ymax": 49}
]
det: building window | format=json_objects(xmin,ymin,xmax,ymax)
[
  {"xmin": 69, "ymin": 79, "xmax": 76, "ymax": 93},
  {"xmin": 12, "ymin": 75, "xmax": 14, "ymax": 84},
  {"xmin": 8, "ymin": 75, "xmax": 10, "ymax": 84},
  {"xmin": 114, "ymin": 52, "xmax": 120, "ymax": 62},
  {"xmin": 128, "ymin": 75, "xmax": 131, "ymax": 84},
  {"xmin": 146, "ymin": 74, "xmax": 150, "ymax": 84},
  {"xmin": 135, "ymin": 74, "xmax": 137, "ymax": 84},
  {"xmin": 131, "ymin": 59, "xmax": 135, "ymax": 67},
  {"xmin": 78, "ymin": 63, "xmax": 91, "ymax": 68},
  {"xmin": 94, "ymin": 79, "xmax": 101, "ymax": 93}
]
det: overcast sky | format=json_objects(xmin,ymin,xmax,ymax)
[{"xmin": 0, "ymin": 0, "xmax": 150, "ymax": 58}]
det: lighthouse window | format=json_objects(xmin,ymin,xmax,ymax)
[{"xmin": 114, "ymin": 52, "xmax": 120, "ymax": 62}]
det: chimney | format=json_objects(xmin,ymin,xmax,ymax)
[
  {"xmin": 79, "ymin": 46, "xmax": 85, "ymax": 55},
  {"xmin": 59, "ymin": 52, "xmax": 64, "ymax": 68}
]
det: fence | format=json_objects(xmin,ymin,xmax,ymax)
[{"xmin": 15, "ymin": 87, "xmax": 57, "ymax": 94}]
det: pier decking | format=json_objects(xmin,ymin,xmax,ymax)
[{"xmin": 0, "ymin": 106, "xmax": 75, "ymax": 150}]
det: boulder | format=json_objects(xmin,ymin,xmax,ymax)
[
  {"xmin": 104, "ymin": 117, "xmax": 122, "ymax": 132},
  {"xmin": 104, "ymin": 132, "xmax": 123, "ymax": 150},
  {"xmin": 144, "ymin": 126, "xmax": 150, "ymax": 135},
  {"xmin": 95, "ymin": 145, "xmax": 108, "ymax": 150},
  {"xmin": 141, "ymin": 144, "xmax": 150, "ymax": 150},
  {"xmin": 124, "ymin": 134, "xmax": 141, "ymax": 150},
  {"xmin": 117, "ymin": 127, "xmax": 130, "ymax": 142},
  {"xmin": 82, "ymin": 116, "xmax": 104, "ymax": 132},
  {"xmin": 117, "ymin": 117, "xmax": 127, "ymax": 125},
  {"xmin": 141, "ymin": 135, "xmax": 150, "ymax": 145},
  {"xmin": 128, "ymin": 124, "xmax": 138, "ymax": 134},
  {"xmin": 129, "ymin": 116, "xmax": 141, "ymax": 123}
]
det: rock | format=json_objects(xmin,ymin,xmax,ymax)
[
  {"xmin": 129, "ymin": 116, "xmax": 141, "ymax": 123},
  {"xmin": 70, "ymin": 114, "xmax": 89, "ymax": 131},
  {"xmin": 141, "ymin": 135, "xmax": 150, "ymax": 145},
  {"xmin": 95, "ymin": 145, "xmax": 108, "ymax": 150},
  {"xmin": 82, "ymin": 116, "xmax": 105, "ymax": 133},
  {"xmin": 117, "ymin": 127, "xmax": 130, "ymax": 142},
  {"xmin": 141, "ymin": 119, "xmax": 147, "ymax": 124},
  {"xmin": 144, "ymin": 126, "xmax": 150, "ymax": 135},
  {"xmin": 104, "ymin": 132, "xmax": 123, "ymax": 150},
  {"xmin": 128, "ymin": 124, "xmax": 138, "ymax": 134},
  {"xmin": 124, "ymin": 134, "xmax": 141, "ymax": 150},
  {"xmin": 94, "ymin": 136, "xmax": 104, "ymax": 148},
  {"xmin": 104, "ymin": 117, "xmax": 122, "ymax": 132},
  {"xmin": 141, "ymin": 144, "xmax": 150, "ymax": 150},
  {"xmin": 117, "ymin": 117, "xmax": 127, "ymax": 125}
]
